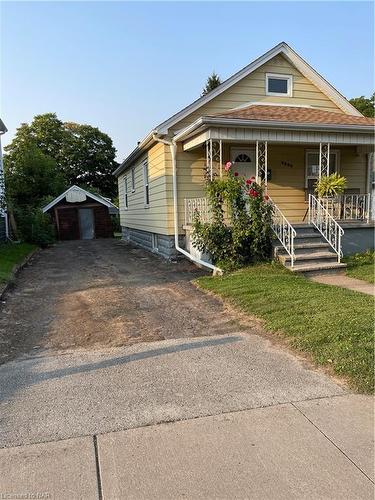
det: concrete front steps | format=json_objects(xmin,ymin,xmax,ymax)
[{"xmin": 274, "ymin": 224, "xmax": 347, "ymax": 275}]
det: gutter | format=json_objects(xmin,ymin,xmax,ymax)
[
  {"xmin": 152, "ymin": 134, "xmax": 222, "ymax": 275},
  {"xmin": 113, "ymin": 130, "xmax": 157, "ymax": 177}
]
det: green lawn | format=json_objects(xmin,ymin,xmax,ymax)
[
  {"xmin": 0, "ymin": 243, "xmax": 37, "ymax": 284},
  {"xmin": 344, "ymin": 251, "xmax": 374, "ymax": 284},
  {"xmin": 196, "ymin": 263, "xmax": 374, "ymax": 393}
]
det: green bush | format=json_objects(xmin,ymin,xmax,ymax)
[
  {"xmin": 192, "ymin": 165, "xmax": 272, "ymax": 270},
  {"xmin": 15, "ymin": 207, "xmax": 56, "ymax": 247}
]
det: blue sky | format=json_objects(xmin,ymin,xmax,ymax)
[{"xmin": 1, "ymin": 1, "xmax": 374, "ymax": 161}]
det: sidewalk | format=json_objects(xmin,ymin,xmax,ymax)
[
  {"xmin": 310, "ymin": 273, "xmax": 374, "ymax": 295},
  {"xmin": 1, "ymin": 394, "xmax": 373, "ymax": 500}
]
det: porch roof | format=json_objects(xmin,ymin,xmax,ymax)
[
  {"xmin": 213, "ymin": 104, "xmax": 375, "ymax": 126},
  {"xmin": 176, "ymin": 104, "xmax": 375, "ymax": 150}
]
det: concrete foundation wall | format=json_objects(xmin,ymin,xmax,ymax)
[
  {"xmin": 342, "ymin": 226, "xmax": 374, "ymax": 255},
  {"xmin": 122, "ymin": 226, "xmax": 184, "ymax": 260}
]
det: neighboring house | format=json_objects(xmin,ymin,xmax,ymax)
[
  {"xmin": 0, "ymin": 119, "xmax": 8, "ymax": 242},
  {"xmin": 114, "ymin": 42, "xmax": 374, "ymax": 271},
  {"xmin": 42, "ymin": 185, "xmax": 118, "ymax": 240}
]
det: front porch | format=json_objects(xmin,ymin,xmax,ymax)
[
  {"xmin": 179, "ymin": 133, "xmax": 374, "ymax": 270},
  {"xmin": 182, "ymin": 138, "xmax": 373, "ymax": 224}
]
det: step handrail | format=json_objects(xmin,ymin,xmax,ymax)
[
  {"xmin": 308, "ymin": 194, "xmax": 344, "ymax": 262},
  {"xmin": 269, "ymin": 197, "xmax": 296, "ymax": 267}
]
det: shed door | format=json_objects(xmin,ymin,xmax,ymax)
[
  {"xmin": 79, "ymin": 208, "xmax": 94, "ymax": 240},
  {"xmin": 57, "ymin": 208, "xmax": 80, "ymax": 240}
]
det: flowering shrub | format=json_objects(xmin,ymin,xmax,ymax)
[{"xmin": 192, "ymin": 161, "xmax": 273, "ymax": 270}]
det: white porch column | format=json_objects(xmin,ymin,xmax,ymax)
[
  {"xmin": 256, "ymin": 140, "xmax": 268, "ymax": 186},
  {"xmin": 319, "ymin": 142, "xmax": 330, "ymax": 178},
  {"xmin": 206, "ymin": 139, "xmax": 223, "ymax": 180}
]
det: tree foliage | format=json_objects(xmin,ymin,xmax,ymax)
[
  {"xmin": 4, "ymin": 143, "xmax": 65, "ymax": 209},
  {"xmin": 202, "ymin": 71, "xmax": 222, "ymax": 96},
  {"xmin": 349, "ymin": 93, "xmax": 375, "ymax": 117},
  {"xmin": 4, "ymin": 113, "xmax": 118, "ymax": 198}
]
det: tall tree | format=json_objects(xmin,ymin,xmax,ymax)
[
  {"xmin": 202, "ymin": 72, "xmax": 222, "ymax": 96},
  {"xmin": 4, "ymin": 143, "xmax": 65, "ymax": 209},
  {"xmin": 63, "ymin": 122, "xmax": 118, "ymax": 198},
  {"xmin": 349, "ymin": 93, "xmax": 375, "ymax": 117},
  {"xmin": 4, "ymin": 113, "xmax": 118, "ymax": 198}
]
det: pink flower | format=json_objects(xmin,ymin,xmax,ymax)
[
  {"xmin": 264, "ymin": 195, "xmax": 269, "ymax": 201},
  {"xmin": 248, "ymin": 189, "xmax": 258, "ymax": 198},
  {"xmin": 224, "ymin": 161, "xmax": 232, "ymax": 171},
  {"xmin": 246, "ymin": 179, "xmax": 252, "ymax": 185},
  {"xmin": 234, "ymin": 172, "xmax": 239, "ymax": 177}
]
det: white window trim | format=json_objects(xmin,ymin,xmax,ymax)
[
  {"xmin": 124, "ymin": 175, "xmax": 128, "ymax": 210},
  {"xmin": 266, "ymin": 73, "xmax": 293, "ymax": 97},
  {"xmin": 305, "ymin": 149, "xmax": 340, "ymax": 188},
  {"xmin": 131, "ymin": 167, "xmax": 136, "ymax": 193},
  {"xmin": 143, "ymin": 160, "xmax": 150, "ymax": 208}
]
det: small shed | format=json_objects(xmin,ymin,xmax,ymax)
[{"xmin": 42, "ymin": 186, "xmax": 119, "ymax": 240}]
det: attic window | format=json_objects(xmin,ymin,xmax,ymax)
[{"xmin": 266, "ymin": 73, "xmax": 293, "ymax": 97}]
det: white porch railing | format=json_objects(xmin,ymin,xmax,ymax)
[
  {"xmin": 309, "ymin": 194, "xmax": 344, "ymax": 261},
  {"xmin": 184, "ymin": 197, "xmax": 210, "ymax": 225},
  {"xmin": 269, "ymin": 197, "xmax": 296, "ymax": 267},
  {"xmin": 320, "ymin": 194, "xmax": 371, "ymax": 223}
]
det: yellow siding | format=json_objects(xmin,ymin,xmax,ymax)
[
  {"xmin": 171, "ymin": 54, "xmax": 344, "ymax": 132},
  {"xmin": 268, "ymin": 145, "xmax": 368, "ymax": 222},
  {"xmin": 267, "ymin": 145, "xmax": 307, "ymax": 222},
  {"xmin": 118, "ymin": 142, "xmax": 172, "ymax": 234},
  {"xmin": 164, "ymin": 145, "xmax": 206, "ymax": 232},
  {"xmin": 340, "ymin": 147, "xmax": 367, "ymax": 193}
]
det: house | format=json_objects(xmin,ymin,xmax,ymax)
[
  {"xmin": 42, "ymin": 185, "xmax": 118, "ymax": 240},
  {"xmin": 0, "ymin": 119, "xmax": 8, "ymax": 242},
  {"xmin": 114, "ymin": 42, "xmax": 374, "ymax": 272}
]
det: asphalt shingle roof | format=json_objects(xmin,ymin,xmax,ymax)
[{"xmin": 212, "ymin": 105, "xmax": 374, "ymax": 126}]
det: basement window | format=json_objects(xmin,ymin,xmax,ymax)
[{"xmin": 266, "ymin": 73, "xmax": 293, "ymax": 97}]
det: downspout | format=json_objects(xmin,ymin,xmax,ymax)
[{"xmin": 152, "ymin": 134, "xmax": 222, "ymax": 275}]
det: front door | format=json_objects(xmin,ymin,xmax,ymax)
[
  {"xmin": 231, "ymin": 148, "xmax": 256, "ymax": 179},
  {"xmin": 79, "ymin": 208, "xmax": 94, "ymax": 240}
]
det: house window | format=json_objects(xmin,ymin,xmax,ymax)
[
  {"xmin": 143, "ymin": 160, "xmax": 149, "ymax": 207},
  {"xmin": 266, "ymin": 73, "xmax": 293, "ymax": 97},
  {"xmin": 131, "ymin": 167, "xmax": 135, "ymax": 192},
  {"xmin": 305, "ymin": 150, "xmax": 340, "ymax": 196},
  {"xmin": 124, "ymin": 175, "xmax": 128, "ymax": 209},
  {"xmin": 234, "ymin": 153, "xmax": 251, "ymax": 163}
]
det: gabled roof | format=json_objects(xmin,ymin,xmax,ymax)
[
  {"xmin": 213, "ymin": 104, "xmax": 374, "ymax": 126},
  {"xmin": 42, "ymin": 185, "xmax": 119, "ymax": 214},
  {"xmin": 114, "ymin": 42, "xmax": 363, "ymax": 176},
  {"xmin": 155, "ymin": 42, "xmax": 361, "ymax": 134},
  {"xmin": 0, "ymin": 119, "xmax": 7, "ymax": 134}
]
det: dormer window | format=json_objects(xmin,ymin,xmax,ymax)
[{"xmin": 266, "ymin": 73, "xmax": 293, "ymax": 97}]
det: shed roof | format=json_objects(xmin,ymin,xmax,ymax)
[{"xmin": 42, "ymin": 185, "xmax": 119, "ymax": 214}]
